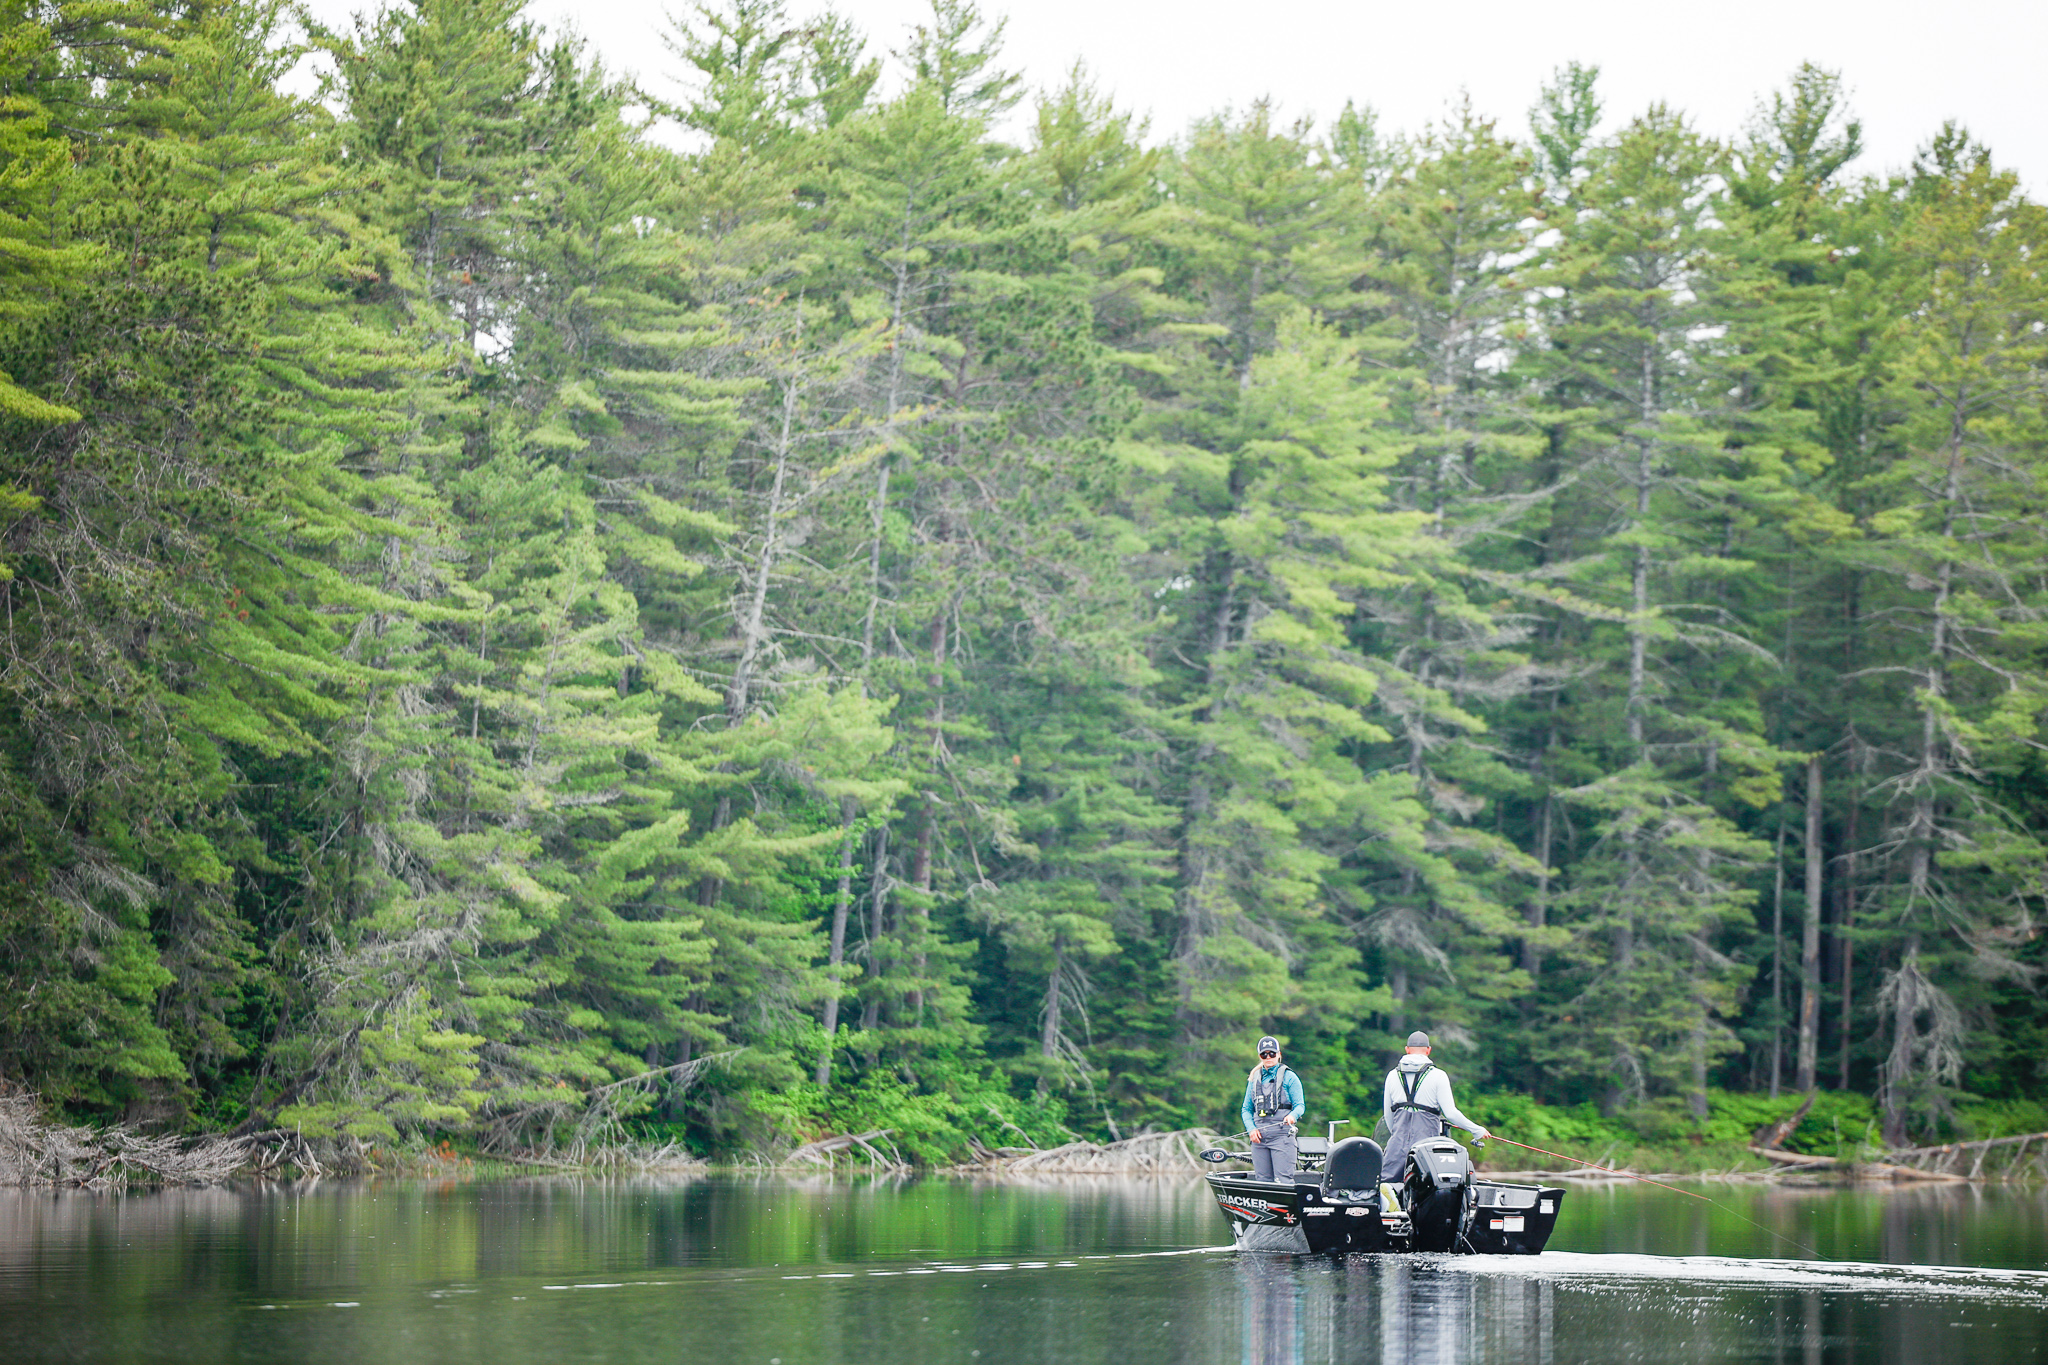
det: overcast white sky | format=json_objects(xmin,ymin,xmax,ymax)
[{"xmin": 307, "ymin": 0, "xmax": 2046, "ymax": 189}]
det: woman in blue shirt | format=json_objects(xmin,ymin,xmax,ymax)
[{"xmin": 1240, "ymin": 1035, "xmax": 1304, "ymax": 1181}]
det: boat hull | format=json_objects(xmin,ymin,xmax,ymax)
[{"xmin": 1205, "ymin": 1170, "xmax": 1564, "ymax": 1256}]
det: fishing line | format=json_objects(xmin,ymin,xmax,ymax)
[{"xmin": 1489, "ymin": 1134, "xmax": 1823, "ymax": 1259}]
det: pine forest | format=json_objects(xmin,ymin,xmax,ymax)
[{"xmin": 1, "ymin": 0, "xmax": 2044, "ymax": 1165}]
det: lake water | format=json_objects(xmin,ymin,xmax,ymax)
[{"xmin": 3, "ymin": 1174, "xmax": 2045, "ymax": 1363}]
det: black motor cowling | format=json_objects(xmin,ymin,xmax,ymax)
[
  {"xmin": 1404, "ymin": 1138, "xmax": 1473, "ymax": 1252},
  {"xmin": 1404, "ymin": 1137, "xmax": 1472, "ymax": 1195},
  {"xmin": 1321, "ymin": 1136, "xmax": 1383, "ymax": 1200}
]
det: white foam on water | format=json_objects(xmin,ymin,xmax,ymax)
[{"xmin": 1447, "ymin": 1252, "xmax": 2048, "ymax": 1305}]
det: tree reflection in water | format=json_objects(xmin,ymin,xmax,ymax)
[
  {"xmin": 1235, "ymin": 1254, "xmax": 1556, "ymax": 1365},
  {"xmin": 3, "ymin": 1181, "xmax": 2047, "ymax": 1365}
]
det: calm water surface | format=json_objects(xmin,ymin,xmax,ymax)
[{"xmin": 3, "ymin": 1175, "xmax": 2045, "ymax": 1363}]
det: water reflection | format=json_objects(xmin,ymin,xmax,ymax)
[
  {"xmin": 1222, "ymin": 1247, "xmax": 2048, "ymax": 1365},
  {"xmin": 1234, "ymin": 1254, "xmax": 1553, "ymax": 1365},
  {"xmin": 1, "ymin": 1178, "xmax": 2045, "ymax": 1365}
]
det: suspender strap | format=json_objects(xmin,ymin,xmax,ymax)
[{"xmin": 1391, "ymin": 1063, "xmax": 1443, "ymax": 1116}]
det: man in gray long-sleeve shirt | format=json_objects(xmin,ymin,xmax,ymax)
[{"xmin": 1381, "ymin": 1031, "xmax": 1489, "ymax": 1182}]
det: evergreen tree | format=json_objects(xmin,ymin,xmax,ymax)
[
  {"xmin": 1137, "ymin": 305, "xmax": 1427, "ymax": 1095},
  {"xmin": 1853, "ymin": 130, "xmax": 2048, "ymax": 1142},
  {"xmin": 1523, "ymin": 108, "xmax": 1787, "ymax": 1111},
  {"xmin": 1348, "ymin": 99, "xmax": 1549, "ymax": 1055}
]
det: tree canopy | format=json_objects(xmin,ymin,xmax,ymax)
[{"xmin": 1, "ymin": 5, "xmax": 2042, "ymax": 1157}]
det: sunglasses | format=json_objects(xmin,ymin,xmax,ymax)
[{"xmin": 1259, "ymin": 1050, "xmax": 1277, "ymax": 1058}]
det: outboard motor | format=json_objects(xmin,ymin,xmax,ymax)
[
  {"xmin": 1403, "ymin": 1137, "xmax": 1473, "ymax": 1252},
  {"xmin": 1321, "ymin": 1136, "xmax": 1383, "ymax": 1202}
]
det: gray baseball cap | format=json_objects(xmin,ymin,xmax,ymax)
[
  {"xmin": 1257, "ymin": 1036, "xmax": 1280, "ymax": 1053},
  {"xmin": 1406, "ymin": 1031, "xmax": 1430, "ymax": 1048}
]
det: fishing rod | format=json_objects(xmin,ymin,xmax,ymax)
[
  {"xmin": 1199, "ymin": 1118, "xmax": 1321, "ymax": 1163},
  {"xmin": 1488, "ymin": 1134, "xmax": 1821, "ymax": 1259},
  {"xmin": 1486, "ymin": 1136, "xmax": 1717, "ymax": 1203}
]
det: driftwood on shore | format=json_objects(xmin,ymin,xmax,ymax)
[
  {"xmin": 1748, "ymin": 1131, "xmax": 2048, "ymax": 1183},
  {"xmin": 1751, "ymin": 1092, "xmax": 1818, "ymax": 1151},
  {"xmin": 1, "ymin": 1088, "xmax": 707, "ymax": 1187},
  {"xmin": 1749, "ymin": 1146, "xmax": 1968, "ymax": 1182},
  {"xmin": 1869, "ymin": 1129, "xmax": 2048, "ymax": 1182},
  {"xmin": 766, "ymin": 1125, "xmax": 1225, "ymax": 1175},
  {"xmin": 1, "ymin": 1093, "xmax": 251, "ymax": 1188},
  {"xmin": 965, "ymin": 1128, "xmax": 1221, "ymax": 1175},
  {"xmin": 783, "ymin": 1128, "xmax": 909, "ymax": 1170}
]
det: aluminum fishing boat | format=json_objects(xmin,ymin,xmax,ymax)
[{"xmin": 1202, "ymin": 1129, "xmax": 1565, "ymax": 1255}]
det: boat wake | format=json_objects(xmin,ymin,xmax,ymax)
[{"xmin": 1447, "ymin": 1250, "xmax": 2048, "ymax": 1304}]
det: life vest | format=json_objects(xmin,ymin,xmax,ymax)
[{"xmin": 1252, "ymin": 1066, "xmax": 1297, "ymax": 1121}]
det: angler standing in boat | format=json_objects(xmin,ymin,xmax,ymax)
[
  {"xmin": 1381, "ymin": 1031, "xmax": 1489, "ymax": 1182},
  {"xmin": 1241, "ymin": 1035, "xmax": 1303, "ymax": 1181}
]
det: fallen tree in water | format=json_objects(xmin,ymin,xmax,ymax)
[
  {"xmin": 1749, "ymin": 1146, "xmax": 1967, "ymax": 1182},
  {"xmin": 1, "ymin": 1092, "xmax": 249, "ymax": 1188},
  {"xmin": 1881, "ymin": 1130, "xmax": 2048, "ymax": 1181},
  {"xmin": 968, "ymin": 1128, "xmax": 1221, "ymax": 1175},
  {"xmin": 1, "ymin": 1089, "xmax": 705, "ymax": 1185},
  {"xmin": 782, "ymin": 1128, "xmax": 910, "ymax": 1171},
  {"xmin": 1747, "ymin": 1130, "xmax": 2048, "ymax": 1183},
  {"xmin": 763, "ymin": 1126, "xmax": 1223, "ymax": 1174},
  {"xmin": 1748, "ymin": 1130, "xmax": 2048, "ymax": 1183}
]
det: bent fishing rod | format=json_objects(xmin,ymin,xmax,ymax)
[{"xmin": 1487, "ymin": 1133, "xmax": 1821, "ymax": 1259}]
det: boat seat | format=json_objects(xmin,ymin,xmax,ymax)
[{"xmin": 1320, "ymin": 1135, "xmax": 1384, "ymax": 1200}]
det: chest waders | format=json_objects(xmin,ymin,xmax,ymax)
[
  {"xmin": 1251, "ymin": 1066, "xmax": 1298, "ymax": 1182},
  {"xmin": 1381, "ymin": 1064, "xmax": 1445, "ymax": 1182}
]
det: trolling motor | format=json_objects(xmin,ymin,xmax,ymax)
[
  {"xmin": 1202, "ymin": 1116, "xmax": 1357, "ymax": 1170},
  {"xmin": 1198, "ymin": 1147, "xmax": 1253, "ymax": 1164},
  {"xmin": 1199, "ymin": 1128, "xmax": 1258, "ymax": 1164}
]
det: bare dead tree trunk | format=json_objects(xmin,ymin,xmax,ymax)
[
  {"xmin": 1616, "ymin": 431, "xmax": 1653, "ymax": 972},
  {"xmin": 1796, "ymin": 755, "xmax": 1823, "ymax": 1093},
  {"xmin": 1689, "ymin": 1017, "xmax": 1709, "ymax": 1119},
  {"xmin": 1769, "ymin": 803, "xmax": 1788, "ymax": 1097},
  {"xmin": 1523, "ymin": 698, "xmax": 1561, "ymax": 979},
  {"xmin": 728, "ymin": 371, "xmax": 799, "ymax": 722},
  {"xmin": 859, "ymin": 824, "xmax": 890, "ymax": 1035},
  {"xmin": 1037, "ymin": 938, "xmax": 1065, "ymax": 1095},
  {"xmin": 908, "ymin": 614, "xmax": 944, "ymax": 1024},
  {"xmin": 1882, "ymin": 935, "xmax": 1923, "ymax": 1146},
  {"xmin": 1877, "ymin": 399, "xmax": 1967, "ymax": 1132},
  {"xmin": 816, "ymin": 794, "xmax": 859, "ymax": 1087},
  {"xmin": 1837, "ymin": 790, "xmax": 1859, "ymax": 1090}
]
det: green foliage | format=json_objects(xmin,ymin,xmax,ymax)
[
  {"xmin": 0, "ymin": 2, "xmax": 2043, "ymax": 1165},
  {"xmin": 1468, "ymin": 1087, "xmax": 1882, "ymax": 1167},
  {"xmin": 732, "ymin": 1065, "xmax": 1076, "ymax": 1166}
]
